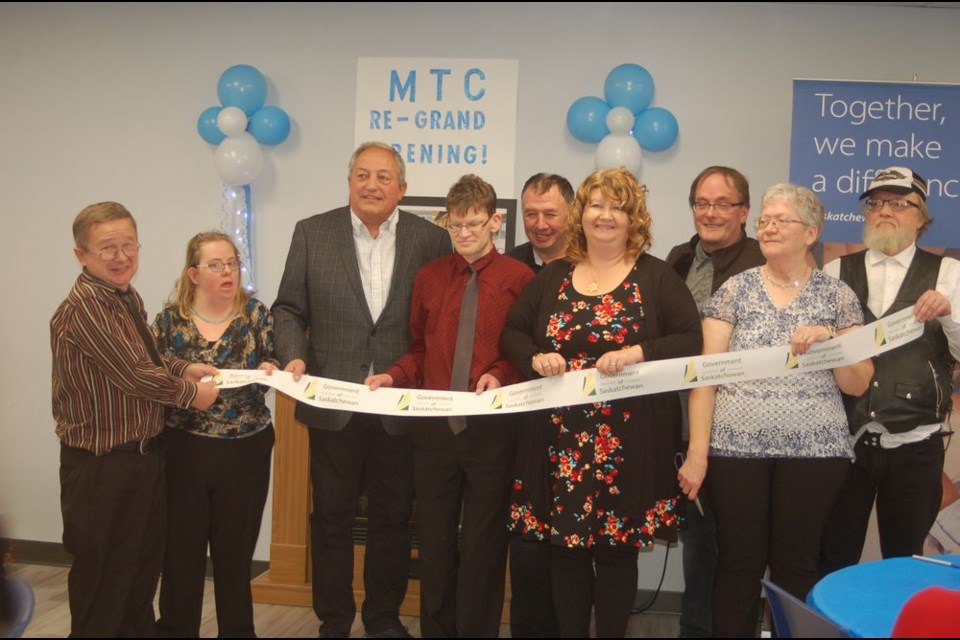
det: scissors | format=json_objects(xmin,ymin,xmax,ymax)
[{"xmin": 674, "ymin": 452, "xmax": 705, "ymax": 517}]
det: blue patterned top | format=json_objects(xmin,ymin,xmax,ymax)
[
  {"xmin": 703, "ymin": 268, "xmax": 863, "ymax": 459},
  {"xmin": 152, "ymin": 297, "xmax": 277, "ymax": 439}
]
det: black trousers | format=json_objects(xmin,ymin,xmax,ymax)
[
  {"xmin": 411, "ymin": 415, "xmax": 515, "ymax": 638},
  {"xmin": 60, "ymin": 443, "xmax": 165, "ymax": 638},
  {"xmin": 308, "ymin": 415, "xmax": 414, "ymax": 636},
  {"xmin": 820, "ymin": 434, "xmax": 944, "ymax": 575},
  {"xmin": 708, "ymin": 456, "xmax": 848, "ymax": 638},
  {"xmin": 678, "ymin": 489, "xmax": 717, "ymax": 638},
  {"xmin": 550, "ymin": 544, "xmax": 640, "ymax": 638},
  {"xmin": 157, "ymin": 427, "xmax": 274, "ymax": 638},
  {"xmin": 508, "ymin": 537, "xmax": 559, "ymax": 638}
]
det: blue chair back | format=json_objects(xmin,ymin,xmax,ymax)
[
  {"xmin": 1, "ymin": 577, "xmax": 35, "ymax": 638},
  {"xmin": 762, "ymin": 578, "xmax": 850, "ymax": 638}
]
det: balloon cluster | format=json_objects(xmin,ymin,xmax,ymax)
[
  {"xmin": 196, "ymin": 65, "xmax": 291, "ymax": 292},
  {"xmin": 196, "ymin": 64, "xmax": 291, "ymax": 186},
  {"xmin": 566, "ymin": 64, "xmax": 679, "ymax": 175}
]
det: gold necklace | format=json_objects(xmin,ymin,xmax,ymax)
[
  {"xmin": 762, "ymin": 265, "xmax": 810, "ymax": 289},
  {"xmin": 190, "ymin": 306, "xmax": 236, "ymax": 324}
]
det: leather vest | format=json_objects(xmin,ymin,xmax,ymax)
[{"xmin": 839, "ymin": 248, "xmax": 953, "ymax": 434}]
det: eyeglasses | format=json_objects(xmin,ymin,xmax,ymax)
[
  {"xmin": 195, "ymin": 260, "xmax": 242, "ymax": 273},
  {"xmin": 446, "ymin": 218, "xmax": 492, "ymax": 235},
  {"xmin": 693, "ymin": 201, "xmax": 743, "ymax": 214},
  {"xmin": 755, "ymin": 217, "xmax": 807, "ymax": 231},
  {"xmin": 863, "ymin": 198, "xmax": 920, "ymax": 214},
  {"xmin": 91, "ymin": 242, "xmax": 141, "ymax": 260}
]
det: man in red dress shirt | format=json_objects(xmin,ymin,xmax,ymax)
[{"xmin": 366, "ymin": 174, "xmax": 534, "ymax": 637}]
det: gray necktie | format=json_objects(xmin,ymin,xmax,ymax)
[{"xmin": 448, "ymin": 266, "xmax": 478, "ymax": 434}]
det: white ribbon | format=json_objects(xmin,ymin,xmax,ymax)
[{"xmin": 209, "ymin": 307, "xmax": 922, "ymax": 417}]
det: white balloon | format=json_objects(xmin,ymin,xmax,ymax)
[
  {"xmin": 605, "ymin": 106, "xmax": 635, "ymax": 136},
  {"xmin": 217, "ymin": 106, "xmax": 248, "ymax": 137},
  {"xmin": 214, "ymin": 132, "xmax": 264, "ymax": 186},
  {"xmin": 595, "ymin": 134, "xmax": 643, "ymax": 175}
]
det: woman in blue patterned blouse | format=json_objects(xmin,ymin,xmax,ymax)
[
  {"xmin": 152, "ymin": 231, "xmax": 278, "ymax": 638},
  {"xmin": 677, "ymin": 184, "xmax": 874, "ymax": 637}
]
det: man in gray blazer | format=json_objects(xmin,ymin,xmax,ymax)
[{"xmin": 273, "ymin": 142, "xmax": 451, "ymax": 639}]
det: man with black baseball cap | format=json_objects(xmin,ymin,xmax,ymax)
[{"xmin": 820, "ymin": 166, "xmax": 960, "ymax": 574}]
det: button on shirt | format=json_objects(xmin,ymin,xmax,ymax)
[
  {"xmin": 351, "ymin": 208, "xmax": 398, "ymax": 322},
  {"xmin": 825, "ymin": 244, "xmax": 960, "ymax": 447}
]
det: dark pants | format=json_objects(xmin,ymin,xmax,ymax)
[
  {"xmin": 60, "ymin": 443, "xmax": 165, "ymax": 638},
  {"xmin": 550, "ymin": 545, "xmax": 640, "ymax": 638},
  {"xmin": 678, "ymin": 490, "xmax": 717, "ymax": 638},
  {"xmin": 157, "ymin": 427, "xmax": 274, "ymax": 638},
  {"xmin": 820, "ymin": 434, "xmax": 944, "ymax": 575},
  {"xmin": 411, "ymin": 416, "xmax": 515, "ymax": 638},
  {"xmin": 708, "ymin": 456, "xmax": 848, "ymax": 638},
  {"xmin": 509, "ymin": 537, "xmax": 559, "ymax": 638},
  {"xmin": 308, "ymin": 414, "xmax": 414, "ymax": 637}
]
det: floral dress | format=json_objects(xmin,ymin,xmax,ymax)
[{"xmin": 510, "ymin": 264, "xmax": 683, "ymax": 548}]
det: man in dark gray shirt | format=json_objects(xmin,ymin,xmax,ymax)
[{"xmin": 666, "ymin": 166, "xmax": 764, "ymax": 638}]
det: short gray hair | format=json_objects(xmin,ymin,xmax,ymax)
[
  {"xmin": 761, "ymin": 183, "xmax": 824, "ymax": 239},
  {"xmin": 348, "ymin": 142, "xmax": 406, "ymax": 186}
]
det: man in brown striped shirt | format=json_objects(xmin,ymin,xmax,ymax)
[{"xmin": 51, "ymin": 202, "xmax": 219, "ymax": 638}]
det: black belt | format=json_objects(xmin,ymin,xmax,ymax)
[{"xmin": 112, "ymin": 437, "xmax": 159, "ymax": 455}]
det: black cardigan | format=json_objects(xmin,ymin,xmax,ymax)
[{"xmin": 501, "ymin": 254, "xmax": 703, "ymax": 379}]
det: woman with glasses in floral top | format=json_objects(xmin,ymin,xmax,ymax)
[{"xmin": 152, "ymin": 231, "xmax": 278, "ymax": 638}]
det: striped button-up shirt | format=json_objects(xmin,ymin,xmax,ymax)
[{"xmin": 51, "ymin": 270, "xmax": 198, "ymax": 455}]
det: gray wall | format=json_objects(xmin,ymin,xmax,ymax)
[{"xmin": 1, "ymin": 3, "xmax": 958, "ymax": 589}]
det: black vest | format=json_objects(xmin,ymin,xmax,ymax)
[{"xmin": 839, "ymin": 248, "xmax": 953, "ymax": 434}]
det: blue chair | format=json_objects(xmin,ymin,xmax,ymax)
[
  {"xmin": 1, "ymin": 577, "xmax": 35, "ymax": 638},
  {"xmin": 761, "ymin": 578, "xmax": 850, "ymax": 638}
]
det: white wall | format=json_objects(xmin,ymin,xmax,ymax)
[{"xmin": 1, "ymin": 3, "xmax": 958, "ymax": 577}]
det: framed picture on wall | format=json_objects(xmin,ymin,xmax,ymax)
[{"xmin": 400, "ymin": 196, "xmax": 518, "ymax": 254}]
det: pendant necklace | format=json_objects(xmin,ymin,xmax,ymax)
[
  {"xmin": 190, "ymin": 306, "xmax": 235, "ymax": 324},
  {"xmin": 762, "ymin": 265, "xmax": 809, "ymax": 289}
]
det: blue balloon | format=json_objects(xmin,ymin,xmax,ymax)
[
  {"xmin": 604, "ymin": 63, "xmax": 655, "ymax": 113},
  {"xmin": 566, "ymin": 96, "xmax": 610, "ymax": 144},
  {"xmin": 250, "ymin": 106, "xmax": 291, "ymax": 146},
  {"xmin": 632, "ymin": 107, "xmax": 679, "ymax": 152},
  {"xmin": 197, "ymin": 106, "xmax": 225, "ymax": 144},
  {"xmin": 217, "ymin": 65, "xmax": 267, "ymax": 116}
]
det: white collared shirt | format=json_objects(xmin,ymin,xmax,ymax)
[
  {"xmin": 350, "ymin": 208, "xmax": 399, "ymax": 322},
  {"xmin": 825, "ymin": 244, "xmax": 960, "ymax": 446}
]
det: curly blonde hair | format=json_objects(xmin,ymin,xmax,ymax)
[{"xmin": 565, "ymin": 168, "xmax": 652, "ymax": 264}]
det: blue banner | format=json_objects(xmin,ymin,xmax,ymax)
[{"xmin": 790, "ymin": 80, "xmax": 960, "ymax": 245}]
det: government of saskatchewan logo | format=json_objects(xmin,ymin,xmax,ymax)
[
  {"xmin": 396, "ymin": 392, "xmax": 411, "ymax": 411},
  {"xmin": 303, "ymin": 379, "xmax": 318, "ymax": 399},
  {"xmin": 213, "ymin": 372, "xmax": 225, "ymax": 386},
  {"xmin": 490, "ymin": 391, "xmax": 504, "ymax": 410},
  {"xmin": 582, "ymin": 372, "xmax": 597, "ymax": 396},
  {"xmin": 784, "ymin": 352, "xmax": 800, "ymax": 370},
  {"xmin": 875, "ymin": 324, "xmax": 887, "ymax": 347},
  {"xmin": 683, "ymin": 360, "xmax": 698, "ymax": 383}
]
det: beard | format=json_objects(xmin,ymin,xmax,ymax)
[{"xmin": 863, "ymin": 222, "xmax": 915, "ymax": 255}]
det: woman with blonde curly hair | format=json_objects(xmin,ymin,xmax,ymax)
[{"xmin": 502, "ymin": 168, "xmax": 702, "ymax": 637}]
